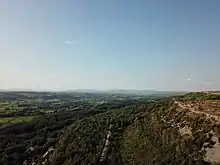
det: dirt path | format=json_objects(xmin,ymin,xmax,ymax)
[{"xmin": 174, "ymin": 101, "xmax": 220, "ymax": 123}]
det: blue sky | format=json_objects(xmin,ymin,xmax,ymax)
[{"xmin": 1, "ymin": 0, "xmax": 220, "ymax": 91}]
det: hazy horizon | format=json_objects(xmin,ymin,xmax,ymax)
[
  {"xmin": 0, "ymin": 88, "xmax": 208, "ymax": 93},
  {"xmin": 1, "ymin": 0, "xmax": 220, "ymax": 91}
]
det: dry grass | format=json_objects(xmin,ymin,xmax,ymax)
[{"xmin": 178, "ymin": 100, "xmax": 220, "ymax": 117}]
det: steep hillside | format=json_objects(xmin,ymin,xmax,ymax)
[
  {"xmin": 2, "ymin": 93, "xmax": 220, "ymax": 165},
  {"xmin": 120, "ymin": 100, "xmax": 220, "ymax": 165},
  {"xmin": 32, "ymin": 98, "xmax": 220, "ymax": 165}
]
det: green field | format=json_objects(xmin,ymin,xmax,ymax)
[{"xmin": 0, "ymin": 116, "xmax": 35, "ymax": 126}]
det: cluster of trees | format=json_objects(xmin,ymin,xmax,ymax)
[
  {"xmin": 48, "ymin": 100, "xmax": 211, "ymax": 165},
  {"xmin": 49, "ymin": 103, "xmax": 148, "ymax": 165},
  {"xmin": 0, "ymin": 109, "xmax": 101, "ymax": 165}
]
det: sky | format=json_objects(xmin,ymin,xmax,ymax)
[{"xmin": 1, "ymin": 0, "xmax": 220, "ymax": 91}]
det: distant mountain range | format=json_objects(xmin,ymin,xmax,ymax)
[
  {"xmin": 68, "ymin": 89, "xmax": 187, "ymax": 96},
  {"xmin": 0, "ymin": 89, "xmax": 187, "ymax": 97}
]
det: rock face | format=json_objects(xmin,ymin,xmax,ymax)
[{"xmin": 203, "ymin": 132, "xmax": 220, "ymax": 164}]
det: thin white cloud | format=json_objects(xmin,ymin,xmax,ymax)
[
  {"xmin": 64, "ymin": 40, "xmax": 75, "ymax": 45},
  {"xmin": 203, "ymin": 81, "xmax": 213, "ymax": 85},
  {"xmin": 187, "ymin": 76, "xmax": 193, "ymax": 81}
]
